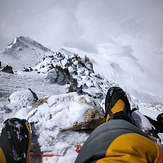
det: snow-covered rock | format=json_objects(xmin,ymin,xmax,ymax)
[
  {"xmin": 28, "ymin": 93, "xmax": 100, "ymax": 162},
  {"xmin": 0, "ymin": 89, "xmax": 38, "ymax": 123},
  {"xmin": 9, "ymin": 89, "xmax": 38, "ymax": 107}
]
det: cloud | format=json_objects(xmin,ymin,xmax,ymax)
[{"xmin": 0, "ymin": 0, "xmax": 163, "ymax": 51}]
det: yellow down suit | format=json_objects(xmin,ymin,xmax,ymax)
[{"xmin": 75, "ymin": 119, "xmax": 163, "ymax": 163}]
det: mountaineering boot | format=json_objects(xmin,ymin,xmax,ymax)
[
  {"xmin": 0, "ymin": 118, "xmax": 31, "ymax": 163},
  {"xmin": 105, "ymin": 87, "xmax": 133, "ymax": 123}
]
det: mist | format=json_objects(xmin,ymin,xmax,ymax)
[{"xmin": 0, "ymin": 0, "xmax": 163, "ymax": 51}]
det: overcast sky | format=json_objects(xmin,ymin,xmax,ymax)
[{"xmin": 0, "ymin": 0, "xmax": 163, "ymax": 51}]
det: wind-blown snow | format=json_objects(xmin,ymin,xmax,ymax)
[{"xmin": 65, "ymin": 36, "xmax": 163, "ymax": 103}]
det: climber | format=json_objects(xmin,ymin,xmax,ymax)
[
  {"xmin": 145, "ymin": 113, "xmax": 163, "ymax": 134},
  {"xmin": 75, "ymin": 86, "xmax": 163, "ymax": 163}
]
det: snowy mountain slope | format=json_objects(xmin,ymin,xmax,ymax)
[
  {"xmin": 0, "ymin": 36, "xmax": 54, "ymax": 71},
  {"xmin": 64, "ymin": 36, "xmax": 163, "ymax": 104},
  {"xmin": 0, "ymin": 36, "xmax": 114, "ymax": 162},
  {"xmin": 0, "ymin": 36, "xmax": 163, "ymax": 163}
]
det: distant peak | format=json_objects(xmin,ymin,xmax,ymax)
[
  {"xmin": 1, "ymin": 36, "xmax": 54, "ymax": 70},
  {"xmin": 8, "ymin": 36, "xmax": 30, "ymax": 47},
  {"xmin": 6, "ymin": 36, "xmax": 52, "ymax": 53}
]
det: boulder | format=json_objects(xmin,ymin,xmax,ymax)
[
  {"xmin": 68, "ymin": 78, "xmax": 83, "ymax": 93},
  {"xmin": 32, "ymin": 97, "xmax": 49, "ymax": 109},
  {"xmin": 61, "ymin": 108, "xmax": 105, "ymax": 131},
  {"xmin": 47, "ymin": 65, "xmax": 71, "ymax": 85},
  {"xmin": 23, "ymin": 67, "xmax": 33, "ymax": 72},
  {"xmin": 2, "ymin": 65, "xmax": 14, "ymax": 74},
  {"xmin": 9, "ymin": 89, "xmax": 38, "ymax": 107}
]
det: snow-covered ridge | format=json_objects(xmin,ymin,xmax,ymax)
[
  {"xmin": 6, "ymin": 36, "xmax": 51, "ymax": 52},
  {"xmin": 0, "ymin": 36, "xmax": 116, "ymax": 111},
  {"xmin": 0, "ymin": 36, "xmax": 116, "ymax": 162},
  {"xmin": 33, "ymin": 49, "xmax": 114, "ymax": 105},
  {"xmin": 0, "ymin": 37, "xmax": 115, "ymax": 108},
  {"xmin": 0, "ymin": 36, "xmax": 163, "ymax": 162},
  {"xmin": 0, "ymin": 36, "xmax": 54, "ymax": 70}
]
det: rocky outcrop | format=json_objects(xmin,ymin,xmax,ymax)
[
  {"xmin": 23, "ymin": 67, "xmax": 33, "ymax": 72},
  {"xmin": 68, "ymin": 78, "xmax": 83, "ymax": 93},
  {"xmin": 47, "ymin": 65, "xmax": 71, "ymax": 85},
  {"xmin": 32, "ymin": 97, "xmax": 49, "ymax": 109},
  {"xmin": 74, "ymin": 108, "xmax": 105, "ymax": 130},
  {"xmin": 32, "ymin": 50, "xmax": 113, "ymax": 114},
  {"xmin": 61, "ymin": 108, "xmax": 105, "ymax": 131},
  {"xmin": 28, "ymin": 88, "xmax": 39, "ymax": 101},
  {"xmin": 2, "ymin": 65, "xmax": 14, "ymax": 74}
]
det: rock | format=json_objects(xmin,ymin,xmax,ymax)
[
  {"xmin": 9, "ymin": 89, "xmax": 38, "ymax": 107},
  {"xmin": 68, "ymin": 78, "xmax": 83, "ymax": 93},
  {"xmin": 2, "ymin": 65, "xmax": 14, "ymax": 74},
  {"xmin": 28, "ymin": 88, "xmax": 39, "ymax": 101},
  {"xmin": 32, "ymin": 97, "xmax": 49, "ymax": 109},
  {"xmin": 75, "ymin": 108, "xmax": 105, "ymax": 130},
  {"xmin": 47, "ymin": 65, "xmax": 71, "ymax": 85},
  {"xmin": 23, "ymin": 67, "xmax": 33, "ymax": 72},
  {"xmin": 84, "ymin": 55, "xmax": 94, "ymax": 72},
  {"xmin": 61, "ymin": 108, "xmax": 105, "ymax": 131}
]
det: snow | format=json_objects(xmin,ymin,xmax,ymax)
[
  {"xmin": 67, "ymin": 37, "xmax": 163, "ymax": 104},
  {"xmin": 131, "ymin": 109, "xmax": 153, "ymax": 131},
  {"xmin": 0, "ymin": 36, "xmax": 54, "ymax": 71},
  {"xmin": 9, "ymin": 89, "xmax": 36, "ymax": 106},
  {"xmin": 0, "ymin": 24, "xmax": 163, "ymax": 163}
]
